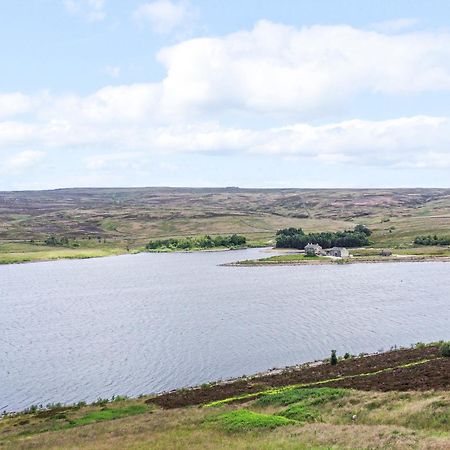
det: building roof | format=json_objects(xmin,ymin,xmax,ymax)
[{"xmin": 305, "ymin": 243, "xmax": 322, "ymax": 249}]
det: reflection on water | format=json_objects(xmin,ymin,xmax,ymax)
[{"xmin": 1, "ymin": 248, "xmax": 449, "ymax": 411}]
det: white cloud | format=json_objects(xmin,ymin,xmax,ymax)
[
  {"xmin": 3, "ymin": 21, "xmax": 450, "ymax": 175},
  {"xmin": 85, "ymin": 152, "xmax": 143, "ymax": 170},
  {"xmin": 157, "ymin": 20, "xmax": 450, "ymax": 117},
  {"xmin": 3, "ymin": 113, "xmax": 450, "ymax": 169},
  {"xmin": 2, "ymin": 150, "xmax": 46, "ymax": 172},
  {"xmin": 3, "ymin": 22, "xmax": 450, "ymax": 123},
  {"xmin": 133, "ymin": 0, "xmax": 194, "ymax": 34},
  {"xmin": 370, "ymin": 18, "xmax": 419, "ymax": 33},
  {"xmin": 0, "ymin": 93, "xmax": 32, "ymax": 119},
  {"xmin": 63, "ymin": 0, "xmax": 106, "ymax": 22}
]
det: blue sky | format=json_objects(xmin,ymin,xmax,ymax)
[{"xmin": 1, "ymin": 0, "xmax": 450, "ymax": 189}]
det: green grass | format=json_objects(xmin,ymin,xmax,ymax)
[
  {"xmin": 237, "ymin": 254, "xmax": 328, "ymax": 265},
  {"xmin": 0, "ymin": 241, "xmax": 126, "ymax": 264},
  {"xmin": 208, "ymin": 409, "xmax": 296, "ymax": 432},
  {"xmin": 277, "ymin": 404, "xmax": 320, "ymax": 423},
  {"xmin": 71, "ymin": 404, "xmax": 149, "ymax": 426},
  {"xmin": 255, "ymin": 388, "xmax": 348, "ymax": 407}
]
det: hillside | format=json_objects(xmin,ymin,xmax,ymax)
[
  {"xmin": 1, "ymin": 187, "xmax": 450, "ymax": 263},
  {"xmin": 1, "ymin": 344, "xmax": 449, "ymax": 449}
]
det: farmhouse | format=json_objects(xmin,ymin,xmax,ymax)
[
  {"xmin": 327, "ymin": 247, "xmax": 349, "ymax": 258},
  {"xmin": 304, "ymin": 243, "xmax": 323, "ymax": 256}
]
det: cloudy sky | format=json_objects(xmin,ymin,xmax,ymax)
[{"xmin": 1, "ymin": 0, "xmax": 450, "ymax": 190}]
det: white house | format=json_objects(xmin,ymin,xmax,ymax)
[
  {"xmin": 304, "ymin": 243, "xmax": 323, "ymax": 256},
  {"xmin": 327, "ymin": 247, "xmax": 349, "ymax": 258}
]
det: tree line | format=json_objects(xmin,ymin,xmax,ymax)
[
  {"xmin": 275, "ymin": 224, "xmax": 372, "ymax": 249},
  {"xmin": 146, "ymin": 234, "xmax": 247, "ymax": 250},
  {"xmin": 44, "ymin": 236, "xmax": 80, "ymax": 247},
  {"xmin": 414, "ymin": 234, "xmax": 450, "ymax": 246}
]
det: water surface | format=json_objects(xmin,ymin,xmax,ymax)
[{"xmin": 1, "ymin": 248, "xmax": 449, "ymax": 411}]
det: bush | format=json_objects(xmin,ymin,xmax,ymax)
[
  {"xmin": 439, "ymin": 342, "xmax": 450, "ymax": 357},
  {"xmin": 330, "ymin": 350, "xmax": 338, "ymax": 365},
  {"xmin": 414, "ymin": 234, "xmax": 450, "ymax": 246},
  {"xmin": 208, "ymin": 409, "xmax": 295, "ymax": 432},
  {"xmin": 277, "ymin": 404, "xmax": 320, "ymax": 422}
]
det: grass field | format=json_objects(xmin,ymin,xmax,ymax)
[
  {"xmin": 1, "ymin": 345, "xmax": 449, "ymax": 449},
  {"xmin": 1, "ymin": 187, "xmax": 449, "ymax": 263}
]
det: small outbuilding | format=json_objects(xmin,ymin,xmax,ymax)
[
  {"xmin": 304, "ymin": 243, "xmax": 323, "ymax": 256},
  {"xmin": 327, "ymin": 247, "xmax": 349, "ymax": 258}
]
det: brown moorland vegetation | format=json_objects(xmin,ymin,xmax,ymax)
[{"xmin": 1, "ymin": 187, "xmax": 450, "ymax": 263}]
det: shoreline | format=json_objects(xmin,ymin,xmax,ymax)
[
  {"xmin": 226, "ymin": 254, "xmax": 450, "ymax": 267},
  {"xmin": 2, "ymin": 343, "xmax": 448, "ymax": 449},
  {"xmin": 0, "ymin": 245, "xmax": 256, "ymax": 266},
  {"xmin": 2, "ymin": 245, "xmax": 450, "ymax": 267},
  {"xmin": 4, "ymin": 342, "xmax": 448, "ymax": 415},
  {"xmin": 146, "ymin": 343, "xmax": 449, "ymax": 410}
]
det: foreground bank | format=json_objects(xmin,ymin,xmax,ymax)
[{"xmin": 1, "ymin": 343, "xmax": 449, "ymax": 449}]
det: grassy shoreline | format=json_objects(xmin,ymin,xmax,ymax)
[
  {"xmin": 230, "ymin": 253, "xmax": 450, "ymax": 266},
  {"xmin": 2, "ymin": 240, "xmax": 450, "ymax": 266},
  {"xmin": 0, "ymin": 241, "xmax": 263, "ymax": 265},
  {"xmin": 1, "ymin": 343, "xmax": 449, "ymax": 449}
]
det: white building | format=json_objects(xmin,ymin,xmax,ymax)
[
  {"xmin": 304, "ymin": 243, "xmax": 323, "ymax": 256},
  {"xmin": 327, "ymin": 247, "xmax": 349, "ymax": 258}
]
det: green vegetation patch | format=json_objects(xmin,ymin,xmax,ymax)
[
  {"xmin": 277, "ymin": 404, "xmax": 321, "ymax": 423},
  {"xmin": 146, "ymin": 234, "xmax": 246, "ymax": 251},
  {"xmin": 207, "ymin": 409, "xmax": 295, "ymax": 432},
  {"xmin": 255, "ymin": 387, "xmax": 348, "ymax": 407},
  {"xmin": 71, "ymin": 404, "xmax": 149, "ymax": 427},
  {"xmin": 414, "ymin": 234, "xmax": 450, "ymax": 246}
]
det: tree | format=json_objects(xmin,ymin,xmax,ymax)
[
  {"xmin": 354, "ymin": 224, "xmax": 372, "ymax": 236},
  {"xmin": 330, "ymin": 350, "xmax": 338, "ymax": 365}
]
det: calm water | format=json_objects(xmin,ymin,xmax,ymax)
[{"xmin": 1, "ymin": 248, "xmax": 449, "ymax": 412}]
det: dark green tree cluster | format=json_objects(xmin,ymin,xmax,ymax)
[
  {"xmin": 146, "ymin": 234, "xmax": 246, "ymax": 250},
  {"xmin": 44, "ymin": 235, "xmax": 70, "ymax": 246},
  {"xmin": 275, "ymin": 225, "xmax": 371, "ymax": 249},
  {"xmin": 414, "ymin": 235, "xmax": 450, "ymax": 246}
]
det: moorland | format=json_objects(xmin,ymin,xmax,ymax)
[{"xmin": 1, "ymin": 187, "xmax": 450, "ymax": 263}]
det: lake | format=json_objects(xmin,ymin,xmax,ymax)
[{"xmin": 1, "ymin": 248, "xmax": 449, "ymax": 412}]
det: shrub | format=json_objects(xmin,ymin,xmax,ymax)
[
  {"xmin": 208, "ymin": 409, "xmax": 295, "ymax": 432},
  {"xmin": 277, "ymin": 404, "xmax": 320, "ymax": 422},
  {"xmin": 439, "ymin": 342, "xmax": 450, "ymax": 357},
  {"xmin": 330, "ymin": 350, "xmax": 338, "ymax": 365}
]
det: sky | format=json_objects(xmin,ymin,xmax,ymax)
[{"xmin": 1, "ymin": 0, "xmax": 450, "ymax": 190}]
